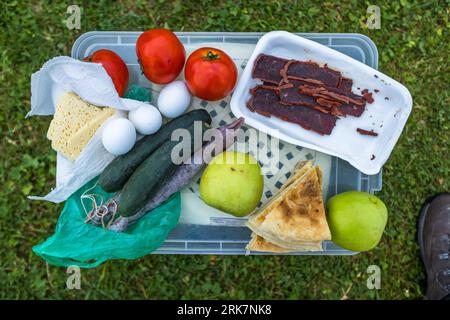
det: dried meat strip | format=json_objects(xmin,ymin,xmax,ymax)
[
  {"xmin": 337, "ymin": 104, "xmax": 365, "ymax": 117},
  {"xmin": 363, "ymin": 92, "xmax": 374, "ymax": 104},
  {"xmin": 316, "ymin": 98, "xmax": 342, "ymax": 108},
  {"xmin": 282, "ymin": 75, "xmax": 324, "ymax": 86},
  {"xmin": 279, "ymin": 80, "xmax": 325, "ymax": 106},
  {"xmin": 262, "ymin": 81, "xmax": 278, "ymax": 87},
  {"xmin": 279, "ymin": 80, "xmax": 365, "ymax": 117},
  {"xmin": 315, "ymin": 100, "xmax": 364, "ymax": 117},
  {"xmin": 330, "ymin": 106, "xmax": 344, "ymax": 117},
  {"xmin": 281, "ymin": 60, "xmax": 341, "ymax": 87},
  {"xmin": 252, "ymin": 54, "xmax": 288, "ymax": 84},
  {"xmin": 278, "ymin": 83, "xmax": 317, "ymax": 107},
  {"xmin": 361, "ymin": 88, "xmax": 374, "ymax": 103},
  {"xmin": 357, "ymin": 128, "xmax": 378, "ymax": 136},
  {"xmin": 298, "ymin": 84, "xmax": 366, "ymax": 106},
  {"xmin": 247, "ymin": 86, "xmax": 337, "ymax": 135},
  {"xmin": 284, "ymin": 79, "xmax": 365, "ymax": 104},
  {"xmin": 338, "ymin": 77, "xmax": 353, "ymax": 91},
  {"xmin": 314, "ymin": 105, "xmax": 333, "ymax": 114},
  {"xmin": 246, "ymin": 85, "xmax": 279, "ymax": 112}
]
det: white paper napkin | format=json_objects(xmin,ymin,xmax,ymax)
[{"xmin": 27, "ymin": 56, "xmax": 149, "ymax": 203}]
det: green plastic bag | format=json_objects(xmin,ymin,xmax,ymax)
[{"xmin": 33, "ymin": 177, "xmax": 181, "ymax": 268}]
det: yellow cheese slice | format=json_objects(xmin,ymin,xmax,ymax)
[
  {"xmin": 63, "ymin": 111, "xmax": 114, "ymax": 160},
  {"xmin": 47, "ymin": 92, "xmax": 115, "ymax": 160}
]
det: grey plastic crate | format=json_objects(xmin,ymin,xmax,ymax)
[{"xmin": 72, "ymin": 32, "xmax": 382, "ymax": 255}]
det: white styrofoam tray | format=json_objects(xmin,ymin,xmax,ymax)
[{"xmin": 230, "ymin": 31, "xmax": 412, "ymax": 175}]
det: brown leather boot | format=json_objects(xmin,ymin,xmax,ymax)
[{"xmin": 418, "ymin": 193, "xmax": 450, "ymax": 300}]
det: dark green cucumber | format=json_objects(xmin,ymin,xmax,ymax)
[
  {"xmin": 99, "ymin": 109, "xmax": 211, "ymax": 192},
  {"xmin": 118, "ymin": 121, "xmax": 208, "ymax": 217}
]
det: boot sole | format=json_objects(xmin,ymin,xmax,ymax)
[
  {"xmin": 417, "ymin": 193, "xmax": 449, "ymax": 269},
  {"xmin": 417, "ymin": 192, "xmax": 450, "ymax": 300}
]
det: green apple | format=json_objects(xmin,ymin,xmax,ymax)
[
  {"xmin": 199, "ymin": 151, "xmax": 263, "ymax": 217},
  {"xmin": 326, "ymin": 191, "xmax": 388, "ymax": 252}
]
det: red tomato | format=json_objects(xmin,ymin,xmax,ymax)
[
  {"xmin": 83, "ymin": 49, "xmax": 129, "ymax": 96},
  {"xmin": 136, "ymin": 28, "xmax": 185, "ymax": 84},
  {"xmin": 184, "ymin": 48, "xmax": 237, "ymax": 101}
]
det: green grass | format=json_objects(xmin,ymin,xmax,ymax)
[{"xmin": 0, "ymin": 0, "xmax": 449, "ymax": 299}]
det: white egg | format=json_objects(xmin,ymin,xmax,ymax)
[
  {"xmin": 157, "ymin": 80, "xmax": 191, "ymax": 118},
  {"xmin": 102, "ymin": 118, "xmax": 136, "ymax": 155},
  {"xmin": 128, "ymin": 104, "xmax": 162, "ymax": 135}
]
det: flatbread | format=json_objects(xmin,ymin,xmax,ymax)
[
  {"xmin": 246, "ymin": 234, "xmax": 293, "ymax": 253},
  {"xmin": 246, "ymin": 233, "xmax": 322, "ymax": 252},
  {"xmin": 253, "ymin": 160, "xmax": 313, "ymax": 219},
  {"xmin": 246, "ymin": 161, "xmax": 331, "ymax": 252}
]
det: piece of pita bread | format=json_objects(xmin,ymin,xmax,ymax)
[
  {"xmin": 246, "ymin": 233, "xmax": 323, "ymax": 252},
  {"xmin": 247, "ymin": 162, "xmax": 331, "ymax": 251},
  {"xmin": 247, "ymin": 160, "xmax": 313, "ymax": 230},
  {"xmin": 253, "ymin": 160, "xmax": 313, "ymax": 217},
  {"xmin": 246, "ymin": 234, "xmax": 293, "ymax": 253}
]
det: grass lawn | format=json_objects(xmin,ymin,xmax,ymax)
[{"xmin": 0, "ymin": 0, "xmax": 448, "ymax": 299}]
